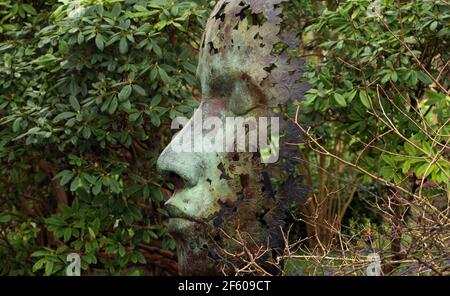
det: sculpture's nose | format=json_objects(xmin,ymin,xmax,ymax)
[
  {"xmin": 157, "ymin": 109, "xmax": 206, "ymax": 188},
  {"xmin": 157, "ymin": 145, "xmax": 214, "ymax": 221},
  {"xmin": 157, "ymin": 146, "xmax": 203, "ymax": 188},
  {"xmin": 156, "ymin": 117, "xmax": 207, "ymax": 219},
  {"xmin": 157, "ymin": 104, "xmax": 224, "ymax": 222}
]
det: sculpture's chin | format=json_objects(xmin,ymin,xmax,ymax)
[
  {"xmin": 166, "ymin": 219, "xmax": 221, "ymax": 275},
  {"xmin": 167, "ymin": 218, "xmax": 197, "ymax": 233},
  {"xmin": 176, "ymin": 238, "xmax": 222, "ymax": 276}
]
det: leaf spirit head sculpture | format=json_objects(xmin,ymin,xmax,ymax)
[
  {"xmin": 157, "ymin": 0, "xmax": 309, "ymax": 275},
  {"xmin": 199, "ymin": 0, "xmax": 307, "ymax": 106}
]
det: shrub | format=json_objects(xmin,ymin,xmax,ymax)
[{"xmin": 0, "ymin": 0, "xmax": 210, "ymax": 275}]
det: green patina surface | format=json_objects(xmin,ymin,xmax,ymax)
[{"xmin": 157, "ymin": 0, "xmax": 308, "ymax": 275}]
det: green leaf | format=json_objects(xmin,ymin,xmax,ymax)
[
  {"xmin": 386, "ymin": 60, "xmax": 393, "ymax": 69},
  {"xmin": 111, "ymin": 3, "xmax": 122, "ymax": 17},
  {"xmin": 119, "ymin": 85, "xmax": 132, "ymax": 101},
  {"xmin": 334, "ymin": 93, "xmax": 347, "ymax": 107},
  {"xmin": 391, "ymin": 71, "xmax": 398, "ymax": 82},
  {"xmin": 404, "ymin": 143, "xmax": 416, "ymax": 155},
  {"xmin": 137, "ymin": 252, "xmax": 146, "ymax": 264},
  {"xmin": 31, "ymin": 250, "xmax": 49, "ymax": 257},
  {"xmin": 69, "ymin": 80, "xmax": 80, "ymax": 96},
  {"xmin": 158, "ymin": 68, "xmax": 170, "ymax": 83},
  {"xmin": 118, "ymin": 244, "xmax": 126, "ymax": 257},
  {"xmin": 381, "ymin": 155, "xmax": 395, "ymax": 167},
  {"xmin": 60, "ymin": 171, "xmax": 74, "ymax": 187},
  {"xmin": 157, "ymin": 208, "xmax": 168, "ymax": 216},
  {"xmin": 12, "ymin": 118, "xmax": 22, "ymax": 132},
  {"xmin": 119, "ymin": 36, "xmax": 128, "ymax": 54},
  {"xmin": 77, "ymin": 32, "xmax": 84, "ymax": 44},
  {"xmin": 88, "ymin": 227, "xmax": 96, "ymax": 239},
  {"xmin": 84, "ymin": 253, "xmax": 97, "ymax": 264},
  {"xmin": 70, "ymin": 176, "xmax": 82, "ymax": 192},
  {"xmin": 32, "ymin": 258, "xmax": 46, "ymax": 272},
  {"xmin": 426, "ymin": 90, "xmax": 446, "ymax": 103},
  {"xmin": 54, "ymin": 112, "xmax": 76, "ymax": 123},
  {"xmin": 134, "ymin": 5, "xmax": 148, "ymax": 12},
  {"xmin": 151, "ymin": 95, "xmax": 161, "ymax": 106},
  {"xmin": 0, "ymin": 214, "xmax": 12, "ymax": 223},
  {"xmin": 359, "ymin": 91, "xmax": 371, "ymax": 109},
  {"xmin": 69, "ymin": 96, "xmax": 81, "ymax": 111},
  {"xmin": 402, "ymin": 160, "xmax": 412, "ymax": 174},
  {"xmin": 151, "ymin": 40, "xmax": 162, "ymax": 57},
  {"xmin": 415, "ymin": 162, "xmax": 433, "ymax": 178},
  {"xmin": 409, "ymin": 70, "xmax": 418, "ymax": 85},
  {"xmin": 142, "ymin": 232, "xmax": 151, "ymax": 243},
  {"xmin": 64, "ymin": 228, "xmax": 72, "ymax": 242},
  {"xmin": 172, "ymin": 22, "xmax": 186, "ymax": 32},
  {"xmin": 347, "ymin": 89, "xmax": 357, "ymax": 102},
  {"xmin": 22, "ymin": 4, "xmax": 37, "ymax": 15},
  {"xmin": 422, "ymin": 141, "xmax": 432, "ymax": 154},
  {"xmin": 122, "ymin": 100, "xmax": 131, "ymax": 112},
  {"xmin": 380, "ymin": 166, "xmax": 395, "ymax": 180},
  {"xmin": 404, "ymin": 36, "xmax": 416, "ymax": 44},
  {"xmin": 148, "ymin": 230, "xmax": 158, "ymax": 240},
  {"xmin": 108, "ymin": 97, "xmax": 119, "ymax": 114},
  {"xmin": 132, "ymin": 85, "xmax": 146, "ymax": 96},
  {"xmin": 82, "ymin": 127, "xmax": 91, "ymax": 139},
  {"xmin": 416, "ymin": 71, "xmax": 433, "ymax": 85},
  {"xmin": 430, "ymin": 21, "xmax": 438, "ymax": 31},
  {"xmin": 129, "ymin": 112, "xmax": 141, "ymax": 122},
  {"xmin": 92, "ymin": 218, "xmax": 101, "ymax": 234},
  {"xmin": 92, "ymin": 180, "xmax": 102, "ymax": 196},
  {"xmin": 149, "ymin": 112, "xmax": 161, "ymax": 127},
  {"xmin": 150, "ymin": 68, "xmax": 158, "ymax": 81},
  {"xmin": 95, "ymin": 34, "xmax": 105, "ymax": 51},
  {"xmin": 381, "ymin": 73, "xmax": 390, "ymax": 84},
  {"xmin": 45, "ymin": 261, "xmax": 54, "ymax": 276}
]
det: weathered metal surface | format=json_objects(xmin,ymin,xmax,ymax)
[{"xmin": 157, "ymin": 0, "xmax": 309, "ymax": 275}]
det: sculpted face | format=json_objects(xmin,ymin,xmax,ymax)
[{"xmin": 157, "ymin": 0, "xmax": 308, "ymax": 275}]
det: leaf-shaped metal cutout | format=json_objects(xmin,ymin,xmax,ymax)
[{"xmin": 199, "ymin": 0, "xmax": 308, "ymax": 104}]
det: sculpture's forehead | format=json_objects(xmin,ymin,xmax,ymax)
[
  {"xmin": 200, "ymin": 0, "xmax": 286, "ymax": 56},
  {"xmin": 197, "ymin": 0, "xmax": 308, "ymax": 105}
]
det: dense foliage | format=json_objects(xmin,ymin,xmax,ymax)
[
  {"xmin": 0, "ymin": 0, "xmax": 210, "ymax": 275},
  {"xmin": 293, "ymin": 0, "xmax": 449, "ymax": 275},
  {"xmin": 303, "ymin": 0, "xmax": 449, "ymax": 186},
  {"xmin": 0, "ymin": 0, "xmax": 448, "ymax": 276}
]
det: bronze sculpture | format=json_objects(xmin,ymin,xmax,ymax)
[{"xmin": 157, "ymin": 0, "xmax": 308, "ymax": 275}]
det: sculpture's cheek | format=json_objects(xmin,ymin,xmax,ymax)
[{"xmin": 204, "ymin": 98, "xmax": 228, "ymax": 117}]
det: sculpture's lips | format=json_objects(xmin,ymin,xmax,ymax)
[
  {"xmin": 165, "ymin": 204, "xmax": 204, "ymax": 234},
  {"xmin": 167, "ymin": 216, "xmax": 199, "ymax": 223},
  {"xmin": 165, "ymin": 204, "xmax": 201, "ymax": 222}
]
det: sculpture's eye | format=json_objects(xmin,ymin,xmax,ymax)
[{"xmin": 209, "ymin": 74, "xmax": 234, "ymax": 99}]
